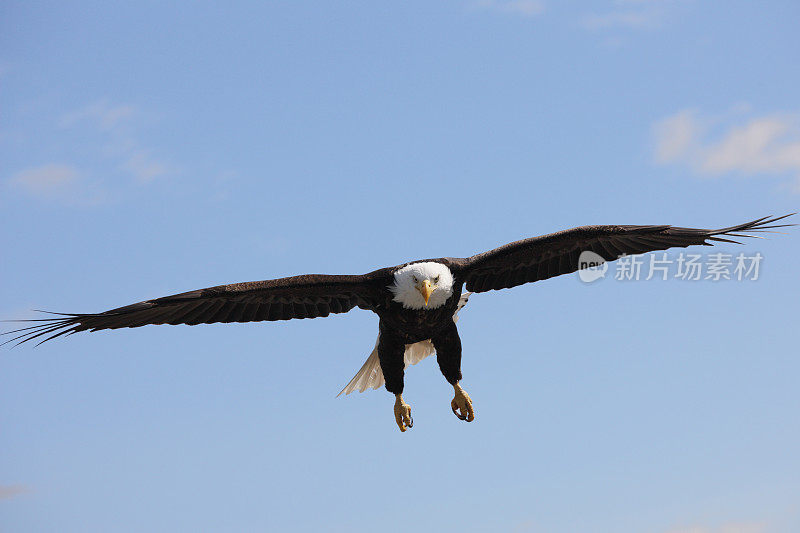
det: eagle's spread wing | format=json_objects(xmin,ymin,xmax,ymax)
[
  {"xmin": 3, "ymin": 272, "xmax": 391, "ymax": 347},
  {"xmin": 457, "ymin": 214, "xmax": 794, "ymax": 293}
]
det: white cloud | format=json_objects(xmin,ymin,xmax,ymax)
[
  {"xmin": 654, "ymin": 107, "xmax": 800, "ymax": 191},
  {"xmin": 7, "ymin": 163, "xmax": 107, "ymax": 205},
  {"xmin": 654, "ymin": 110, "xmax": 703, "ymax": 163},
  {"xmin": 582, "ymin": 10, "xmax": 656, "ymax": 29},
  {"xmin": 122, "ymin": 151, "xmax": 170, "ymax": 182},
  {"xmin": 59, "ymin": 99, "xmax": 172, "ymax": 183},
  {"xmin": 0, "ymin": 485, "xmax": 30, "ymax": 500},
  {"xmin": 5, "ymin": 99, "xmax": 181, "ymax": 206},
  {"xmin": 60, "ymin": 100, "xmax": 136, "ymax": 131},
  {"xmin": 663, "ymin": 523, "xmax": 766, "ymax": 533},
  {"xmin": 581, "ymin": 0, "xmax": 683, "ymax": 30},
  {"xmin": 9, "ymin": 164, "xmax": 80, "ymax": 196},
  {"xmin": 701, "ymin": 118, "xmax": 800, "ymax": 175},
  {"xmin": 474, "ymin": 0, "xmax": 545, "ymax": 17}
]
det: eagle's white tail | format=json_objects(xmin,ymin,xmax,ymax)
[{"xmin": 337, "ymin": 292, "xmax": 472, "ymax": 396}]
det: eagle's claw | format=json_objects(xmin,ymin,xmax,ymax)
[
  {"xmin": 451, "ymin": 383, "xmax": 475, "ymax": 422},
  {"xmin": 394, "ymin": 395, "xmax": 414, "ymax": 432},
  {"xmin": 451, "ymin": 401, "xmax": 467, "ymax": 420}
]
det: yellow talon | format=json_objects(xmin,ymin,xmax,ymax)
[
  {"xmin": 451, "ymin": 383, "xmax": 475, "ymax": 422},
  {"xmin": 394, "ymin": 394, "xmax": 414, "ymax": 432}
]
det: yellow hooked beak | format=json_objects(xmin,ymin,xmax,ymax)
[{"xmin": 417, "ymin": 279, "xmax": 434, "ymax": 306}]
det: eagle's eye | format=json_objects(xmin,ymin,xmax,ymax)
[
  {"xmin": 412, "ymin": 276, "xmax": 418, "ymax": 283},
  {"xmin": 433, "ymin": 275, "xmax": 440, "ymax": 283}
]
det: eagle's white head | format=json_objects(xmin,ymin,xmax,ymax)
[{"xmin": 389, "ymin": 262, "xmax": 455, "ymax": 310}]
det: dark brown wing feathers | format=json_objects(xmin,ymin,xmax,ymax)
[
  {"xmin": 2, "ymin": 272, "xmax": 391, "ymax": 347},
  {"xmin": 460, "ymin": 214, "xmax": 795, "ymax": 293},
  {"xmin": 3, "ymin": 214, "xmax": 794, "ymax": 347}
]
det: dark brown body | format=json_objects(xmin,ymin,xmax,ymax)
[{"xmin": 375, "ymin": 269, "xmax": 466, "ymax": 394}]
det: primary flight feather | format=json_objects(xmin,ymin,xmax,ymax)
[{"xmin": 3, "ymin": 214, "xmax": 793, "ymax": 431}]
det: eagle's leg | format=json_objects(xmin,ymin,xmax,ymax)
[
  {"xmin": 432, "ymin": 323, "xmax": 475, "ymax": 423},
  {"xmin": 378, "ymin": 323, "xmax": 413, "ymax": 432}
]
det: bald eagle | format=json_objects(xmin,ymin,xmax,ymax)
[{"xmin": 3, "ymin": 215, "xmax": 793, "ymax": 432}]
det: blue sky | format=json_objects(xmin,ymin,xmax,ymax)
[{"xmin": 1, "ymin": 1, "xmax": 799, "ymax": 532}]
